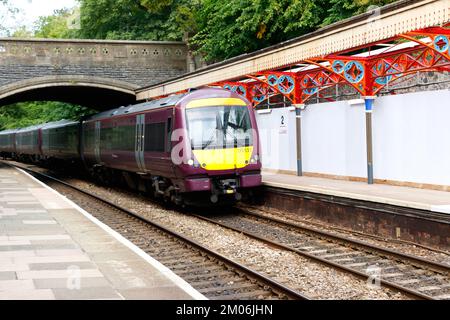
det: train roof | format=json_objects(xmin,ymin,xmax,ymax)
[
  {"xmin": 15, "ymin": 123, "xmax": 47, "ymax": 133},
  {"xmin": 0, "ymin": 129, "xmax": 18, "ymax": 135},
  {"xmin": 41, "ymin": 119, "xmax": 79, "ymax": 130},
  {"xmin": 85, "ymin": 94, "xmax": 186, "ymax": 121},
  {"xmin": 10, "ymin": 119, "xmax": 77, "ymax": 133}
]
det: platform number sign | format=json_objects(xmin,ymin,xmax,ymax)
[{"xmin": 279, "ymin": 114, "xmax": 287, "ymax": 134}]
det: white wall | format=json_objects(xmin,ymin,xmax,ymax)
[
  {"xmin": 301, "ymin": 100, "xmax": 366, "ymax": 178},
  {"xmin": 372, "ymin": 91, "xmax": 450, "ymax": 186},
  {"xmin": 256, "ymin": 108, "xmax": 297, "ymax": 171},
  {"xmin": 255, "ymin": 89, "xmax": 450, "ymax": 186}
]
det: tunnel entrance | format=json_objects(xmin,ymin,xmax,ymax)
[{"xmin": 0, "ymin": 85, "xmax": 137, "ymax": 111}]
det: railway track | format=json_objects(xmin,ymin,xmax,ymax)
[
  {"xmin": 191, "ymin": 209, "xmax": 450, "ymax": 300},
  {"xmin": 7, "ymin": 161, "xmax": 449, "ymax": 300},
  {"xmin": 10, "ymin": 163, "xmax": 308, "ymax": 300}
]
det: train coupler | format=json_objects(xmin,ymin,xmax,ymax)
[{"xmin": 210, "ymin": 178, "xmax": 242, "ymax": 203}]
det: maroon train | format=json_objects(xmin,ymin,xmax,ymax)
[{"xmin": 0, "ymin": 88, "xmax": 262, "ymax": 205}]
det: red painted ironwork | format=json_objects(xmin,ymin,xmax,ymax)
[{"xmin": 207, "ymin": 26, "xmax": 450, "ymax": 107}]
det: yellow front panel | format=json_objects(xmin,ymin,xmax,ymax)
[
  {"xmin": 192, "ymin": 146, "xmax": 253, "ymax": 170},
  {"xmin": 186, "ymin": 98, "xmax": 247, "ymax": 109}
]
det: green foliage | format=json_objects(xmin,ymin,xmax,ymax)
[
  {"xmin": 34, "ymin": 8, "xmax": 79, "ymax": 39},
  {"xmin": 140, "ymin": 0, "xmax": 201, "ymax": 35},
  {"xmin": 191, "ymin": 0, "xmax": 329, "ymax": 62},
  {"xmin": 76, "ymin": 0, "xmax": 196, "ymax": 41},
  {"xmin": 323, "ymin": 0, "xmax": 397, "ymax": 26},
  {"xmin": 11, "ymin": 26, "xmax": 33, "ymax": 38},
  {"xmin": 191, "ymin": 0, "xmax": 399, "ymax": 62},
  {"xmin": 25, "ymin": 0, "xmax": 397, "ymax": 62},
  {"xmin": 0, "ymin": 102, "xmax": 95, "ymax": 130}
]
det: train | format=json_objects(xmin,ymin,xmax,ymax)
[{"xmin": 0, "ymin": 88, "xmax": 262, "ymax": 206}]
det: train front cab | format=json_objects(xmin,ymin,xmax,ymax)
[{"xmin": 177, "ymin": 94, "xmax": 262, "ymax": 205}]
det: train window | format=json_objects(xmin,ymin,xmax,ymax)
[
  {"xmin": 113, "ymin": 126, "xmax": 135, "ymax": 151},
  {"xmin": 100, "ymin": 127, "xmax": 113, "ymax": 150},
  {"xmin": 96, "ymin": 125, "xmax": 135, "ymax": 151},
  {"xmin": 144, "ymin": 122, "xmax": 165, "ymax": 152},
  {"xmin": 186, "ymin": 106, "xmax": 253, "ymax": 150}
]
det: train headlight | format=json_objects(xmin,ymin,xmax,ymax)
[
  {"xmin": 187, "ymin": 159, "xmax": 194, "ymax": 166},
  {"xmin": 250, "ymin": 155, "xmax": 259, "ymax": 163}
]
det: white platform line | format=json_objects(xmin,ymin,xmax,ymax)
[{"xmin": 15, "ymin": 167, "xmax": 207, "ymax": 300}]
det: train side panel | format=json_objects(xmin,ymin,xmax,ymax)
[
  {"xmin": 0, "ymin": 130, "xmax": 17, "ymax": 155},
  {"xmin": 41, "ymin": 122, "xmax": 80, "ymax": 160},
  {"xmin": 98, "ymin": 115, "xmax": 138, "ymax": 172},
  {"xmin": 15, "ymin": 127, "xmax": 42, "ymax": 157},
  {"xmin": 82, "ymin": 107, "xmax": 177, "ymax": 178}
]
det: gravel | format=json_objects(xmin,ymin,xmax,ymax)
[
  {"xmin": 56, "ymin": 176, "xmax": 411, "ymax": 300},
  {"xmin": 241, "ymin": 205, "xmax": 450, "ymax": 266}
]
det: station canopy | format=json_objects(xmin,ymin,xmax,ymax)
[{"xmin": 136, "ymin": 0, "xmax": 450, "ymax": 107}]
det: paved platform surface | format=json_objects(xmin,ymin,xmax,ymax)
[
  {"xmin": 0, "ymin": 163, "xmax": 204, "ymax": 300},
  {"xmin": 263, "ymin": 172, "xmax": 450, "ymax": 214}
]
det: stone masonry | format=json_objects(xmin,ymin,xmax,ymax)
[{"xmin": 0, "ymin": 38, "xmax": 188, "ymax": 105}]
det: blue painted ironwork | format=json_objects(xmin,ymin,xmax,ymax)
[
  {"xmin": 332, "ymin": 60, "xmax": 345, "ymax": 74},
  {"xmin": 344, "ymin": 61, "xmax": 365, "ymax": 84},
  {"xmin": 434, "ymin": 35, "xmax": 449, "ymax": 53},
  {"xmin": 278, "ymin": 75, "xmax": 295, "ymax": 94}
]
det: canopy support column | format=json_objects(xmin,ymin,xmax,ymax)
[
  {"xmin": 364, "ymin": 97, "xmax": 375, "ymax": 184},
  {"xmin": 294, "ymin": 104, "xmax": 305, "ymax": 176}
]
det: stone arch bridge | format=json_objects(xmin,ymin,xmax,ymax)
[{"xmin": 0, "ymin": 38, "xmax": 189, "ymax": 110}]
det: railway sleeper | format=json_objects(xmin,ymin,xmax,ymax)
[
  {"xmin": 170, "ymin": 263, "xmax": 225, "ymax": 272},
  {"xmin": 192, "ymin": 278, "xmax": 249, "ymax": 288},
  {"xmin": 181, "ymin": 271, "xmax": 238, "ymax": 282},
  {"xmin": 156, "ymin": 254, "xmax": 211, "ymax": 264},
  {"xmin": 211, "ymin": 290, "xmax": 275, "ymax": 300},
  {"xmin": 175, "ymin": 265, "xmax": 226, "ymax": 276},
  {"xmin": 198, "ymin": 282, "xmax": 262, "ymax": 294}
]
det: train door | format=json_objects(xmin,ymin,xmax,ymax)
[
  {"xmin": 165, "ymin": 113, "xmax": 176, "ymax": 177},
  {"xmin": 94, "ymin": 121, "xmax": 101, "ymax": 164},
  {"xmin": 141, "ymin": 109, "xmax": 175, "ymax": 177},
  {"xmin": 135, "ymin": 114, "xmax": 146, "ymax": 172}
]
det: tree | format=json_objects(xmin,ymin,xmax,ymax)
[
  {"xmin": 0, "ymin": 102, "xmax": 95, "ymax": 130},
  {"xmin": 34, "ymin": 8, "xmax": 78, "ymax": 39},
  {"xmin": 11, "ymin": 26, "xmax": 33, "ymax": 38},
  {"xmin": 191, "ymin": 0, "xmax": 399, "ymax": 62},
  {"xmin": 191, "ymin": 0, "xmax": 329, "ymax": 62},
  {"xmin": 0, "ymin": 0, "xmax": 18, "ymax": 37},
  {"xmin": 140, "ymin": 0, "xmax": 201, "ymax": 36},
  {"xmin": 77, "ymin": 0, "xmax": 193, "ymax": 41},
  {"xmin": 322, "ymin": 0, "xmax": 397, "ymax": 26}
]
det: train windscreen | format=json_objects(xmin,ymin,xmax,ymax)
[{"xmin": 186, "ymin": 106, "xmax": 253, "ymax": 150}]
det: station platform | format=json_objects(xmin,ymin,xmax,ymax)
[
  {"xmin": 262, "ymin": 172, "xmax": 450, "ymax": 214},
  {"xmin": 0, "ymin": 163, "xmax": 205, "ymax": 300}
]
